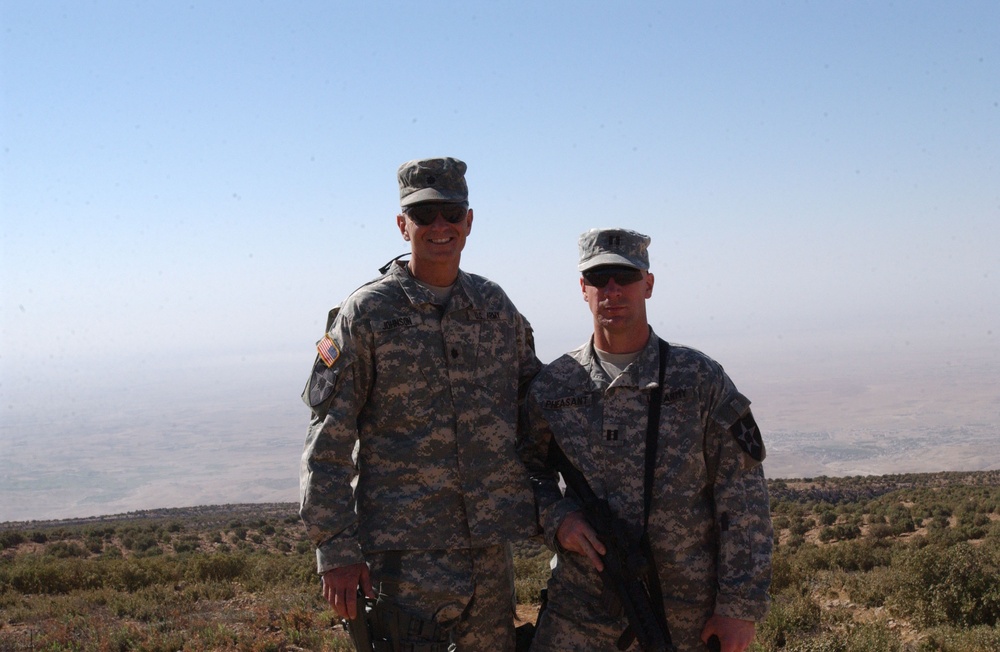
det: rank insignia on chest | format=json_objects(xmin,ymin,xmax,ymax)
[
  {"xmin": 601, "ymin": 422, "xmax": 624, "ymax": 447},
  {"xmin": 317, "ymin": 335, "xmax": 340, "ymax": 368}
]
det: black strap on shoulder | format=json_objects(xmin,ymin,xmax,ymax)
[
  {"xmin": 643, "ymin": 337, "xmax": 670, "ymax": 530},
  {"xmin": 642, "ymin": 337, "xmax": 672, "ymax": 645},
  {"xmin": 378, "ymin": 253, "xmax": 409, "ymax": 275}
]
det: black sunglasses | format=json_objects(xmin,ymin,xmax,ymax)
[
  {"xmin": 582, "ymin": 266, "xmax": 644, "ymax": 288},
  {"xmin": 403, "ymin": 203, "xmax": 469, "ymax": 226}
]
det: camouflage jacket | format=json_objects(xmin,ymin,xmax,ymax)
[
  {"xmin": 300, "ymin": 261, "xmax": 542, "ymax": 573},
  {"xmin": 518, "ymin": 330, "xmax": 772, "ymax": 622}
]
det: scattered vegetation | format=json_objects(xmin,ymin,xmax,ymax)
[
  {"xmin": 759, "ymin": 470, "xmax": 1000, "ymax": 651},
  {"xmin": 1, "ymin": 472, "xmax": 998, "ymax": 650}
]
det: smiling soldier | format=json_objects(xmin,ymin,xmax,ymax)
[{"xmin": 300, "ymin": 158, "xmax": 541, "ymax": 650}]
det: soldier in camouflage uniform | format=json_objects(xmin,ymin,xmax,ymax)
[
  {"xmin": 518, "ymin": 228, "xmax": 772, "ymax": 652},
  {"xmin": 300, "ymin": 157, "xmax": 542, "ymax": 651}
]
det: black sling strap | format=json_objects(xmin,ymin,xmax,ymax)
[
  {"xmin": 641, "ymin": 338, "xmax": 672, "ymax": 641},
  {"xmin": 644, "ymin": 337, "xmax": 670, "ymax": 529}
]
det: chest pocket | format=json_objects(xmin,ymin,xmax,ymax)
[
  {"xmin": 541, "ymin": 392, "xmax": 600, "ymax": 453},
  {"xmin": 370, "ymin": 314, "xmax": 436, "ymax": 411},
  {"xmin": 466, "ymin": 309, "xmax": 518, "ymax": 383}
]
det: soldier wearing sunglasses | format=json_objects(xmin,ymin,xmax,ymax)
[
  {"xmin": 518, "ymin": 228, "xmax": 772, "ymax": 652},
  {"xmin": 300, "ymin": 157, "xmax": 541, "ymax": 650}
]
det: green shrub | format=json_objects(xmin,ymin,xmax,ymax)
[
  {"xmin": 121, "ymin": 532, "xmax": 159, "ymax": 553},
  {"xmin": 0, "ymin": 556, "xmax": 103, "ymax": 594},
  {"xmin": 756, "ymin": 592, "xmax": 822, "ymax": 648},
  {"xmin": 173, "ymin": 540, "xmax": 198, "ymax": 553},
  {"xmin": 918, "ymin": 624, "xmax": 1000, "ymax": 651},
  {"xmin": 187, "ymin": 553, "xmax": 248, "ymax": 582},
  {"xmin": 844, "ymin": 566, "xmax": 894, "ymax": 608},
  {"xmin": 890, "ymin": 541, "xmax": 1000, "ymax": 627},
  {"xmin": 46, "ymin": 540, "xmax": 90, "ymax": 558},
  {"xmin": 0, "ymin": 530, "xmax": 26, "ymax": 550},
  {"xmin": 104, "ymin": 557, "xmax": 178, "ymax": 592},
  {"xmin": 868, "ymin": 523, "xmax": 893, "ymax": 540},
  {"xmin": 512, "ymin": 546, "xmax": 551, "ymax": 605},
  {"xmin": 835, "ymin": 621, "xmax": 901, "ymax": 652}
]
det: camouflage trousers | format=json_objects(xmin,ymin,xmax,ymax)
[
  {"xmin": 367, "ymin": 545, "xmax": 517, "ymax": 652},
  {"xmin": 529, "ymin": 562, "xmax": 713, "ymax": 652}
]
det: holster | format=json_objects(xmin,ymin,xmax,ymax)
[{"xmin": 346, "ymin": 592, "xmax": 453, "ymax": 652}]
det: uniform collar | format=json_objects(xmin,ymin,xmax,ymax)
[
  {"xmin": 583, "ymin": 327, "xmax": 662, "ymax": 391},
  {"xmin": 389, "ymin": 260, "xmax": 481, "ymax": 311}
]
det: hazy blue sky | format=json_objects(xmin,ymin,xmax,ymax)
[{"xmin": 2, "ymin": 2, "xmax": 998, "ymax": 520}]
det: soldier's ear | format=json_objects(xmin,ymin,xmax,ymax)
[{"xmin": 397, "ymin": 214, "xmax": 410, "ymax": 241}]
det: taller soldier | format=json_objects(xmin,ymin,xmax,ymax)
[{"xmin": 299, "ymin": 158, "xmax": 541, "ymax": 650}]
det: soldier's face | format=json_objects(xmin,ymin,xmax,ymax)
[
  {"xmin": 580, "ymin": 268, "xmax": 653, "ymax": 334},
  {"xmin": 396, "ymin": 205, "xmax": 473, "ymax": 265}
]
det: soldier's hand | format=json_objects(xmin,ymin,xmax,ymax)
[
  {"xmin": 321, "ymin": 563, "xmax": 375, "ymax": 620},
  {"xmin": 700, "ymin": 614, "xmax": 755, "ymax": 652},
  {"xmin": 556, "ymin": 510, "xmax": 607, "ymax": 572}
]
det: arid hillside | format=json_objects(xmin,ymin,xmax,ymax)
[{"xmin": 2, "ymin": 471, "xmax": 999, "ymax": 651}]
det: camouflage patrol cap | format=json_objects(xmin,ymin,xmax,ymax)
[
  {"xmin": 578, "ymin": 228, "xmax": 651, "ymax": 271},
  {"xmin": 397, "ymin": 157, "xmax": 469, "ymax": 207}
]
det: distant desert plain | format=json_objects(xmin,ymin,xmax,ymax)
[{"xmin": 2, "ymin": 339, "xmax": 998, "ymax": 523}]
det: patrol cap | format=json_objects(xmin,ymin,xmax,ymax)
[
  {"xmin": 578, "ymin": 228, "xmax": 651, "ymax": 272},
  {"xmin": 397, "ymin": 157, "xmax": 469, "ymax": 207}
]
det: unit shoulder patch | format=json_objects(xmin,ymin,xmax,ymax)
[
  {"xmin": 729, "ymin": 411, "xmax": 764, "ymax": 461},
  {"xmin": 307, "ymin": 363, "xmax": 340, "ymax": 408}
]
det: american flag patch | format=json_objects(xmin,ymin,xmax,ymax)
[{"xmin": 317, "ymin": 335, "xmax": 340, "ymax": 368}]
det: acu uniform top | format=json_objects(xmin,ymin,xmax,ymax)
[
  {"xmin": 300, "ymin": 261, "xmax": 543, "ymax": 573},
  {"xmin": 519, "ymin": 329, "xmax": 772, "ymax": 624}
]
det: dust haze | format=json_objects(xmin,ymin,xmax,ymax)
[{"xmin": 2, "ymin": 339, "xmax": 998, "ymax": 523}]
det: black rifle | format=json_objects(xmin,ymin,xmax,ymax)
[{"xmin": 549, "ymin": 441, "xmax": 676, "ymax": 652}]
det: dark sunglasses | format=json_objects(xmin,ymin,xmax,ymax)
[
  {"xmin": 582, "ymin": 266, "xmax": 644, "ymax": 288},
  {"xmin": 403, "ymin": 203, "xmax": 469, "ymax": 226}
]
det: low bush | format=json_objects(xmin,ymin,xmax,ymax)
[{"xmin": 890, "ymin": 540, "xmax": 1000, "ymax": 628}]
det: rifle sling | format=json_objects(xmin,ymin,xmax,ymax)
[{"xmin": 641, "ymin": 338, "xmax": 671, "ymax": 641}]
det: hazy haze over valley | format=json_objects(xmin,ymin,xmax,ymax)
[{"xmin": 3, "ymin": 331, "xmax": 997, "ymax": 523}]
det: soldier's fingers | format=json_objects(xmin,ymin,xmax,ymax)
[
  {"xmin": 321, "ymin": 577, "xmax": 335, "ymax": 609},
  {"xmin": 584, "ymin": 543, "xmax": 605, "ymax": 572},
  {"xmin": 359, "ymin": 565, "xmax": 377, "ymax": 599},
  {"xmin": 570, "ymin": 532, "xmax": 604, "ymax": 571},
  {"xmin": 344, "ymin": 587, "xmax": 358, "ymax": 620},
  {"xmin": 585, "ymin": 529, "xmax": 607, "ymax": 556}
]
